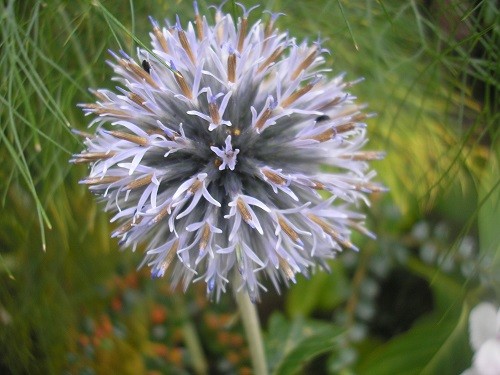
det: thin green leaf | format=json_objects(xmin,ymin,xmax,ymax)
[
  {"xmin": 477, "ymin": 137, "xmax": 500, "ymax": 290},
  {"xmin": 286, "ymin": 263, "xmax": 349, "ymax": 317},
  {"xmin": 356, "ymin": 310, "xmax": 470, "ymax": 375},
  {"xmin": 336, "ymin": 0, "xmax": 359, "ymax": 50},
  {"xmin": 421, "ymin": 304, "xmax": 471, "ymax": 375},
  {"xmin": 266, "ymin": 313, "xmax": 345, "ymax": 375}
]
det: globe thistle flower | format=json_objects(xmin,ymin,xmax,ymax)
[{"xmin": 72, "ymin": 2, "xmax": 385, "ymax": 302}]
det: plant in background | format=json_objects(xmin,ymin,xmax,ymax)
[
  {"xmin": 72, "ymin": 2, "xmax": 384, "ymax": 303},
  {"xmin": 462, "ymin": 302, "xmax": 500, "ymax": 375}
]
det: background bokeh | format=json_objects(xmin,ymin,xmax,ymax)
[{"xmin": 1, "ymin": 0, "xmax": 498, "ymax": 374}]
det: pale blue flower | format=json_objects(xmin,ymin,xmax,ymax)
[{"xmin": 72, "ymin": 3, "xmax": 385, "ymax": 301}]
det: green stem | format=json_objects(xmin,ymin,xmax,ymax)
[
  {"xmin": 234, "ymin": 287, "xmax": 268, "ymax": 375},
  {"xmin": 182, "ymin": 319, "xmax": 208, "ymax": 375},
  {"xmin": 174, "ymin": 296, "xmax": 208, "ymax": 375}
]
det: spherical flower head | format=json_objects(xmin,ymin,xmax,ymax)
[{"xmin": 72, "ymin": 3, "xmax": 385, "ymax": 302}]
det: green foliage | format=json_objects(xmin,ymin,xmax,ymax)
[
  {"xmin": 356, "ymin": 257, "xmax": 472, "ymax": 375},
  {"xmin": 266, "ymin": 313, "xmax": 346, "ymax": 375},
  {"xmin": 275, "ymin": 0, "xmax": 494, "ymax": 217},
  {"xmin": 478, "ymin": 136, "xmax": 500, "ymax": 294},
  {"xmin": 286, "ymin": 262, "xmax": 350, "ymax": 316},
  {"xmin": 356, "ymin": 308, "xmax": 470, "ymax": 375}
]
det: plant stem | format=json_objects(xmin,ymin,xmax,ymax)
[
  {"xmin": 182, "ymin": 318, "xmax": 208, "ymax": 375},
  {"xmin": 174, "ymin": 295, "xmax": 208, "ymax": 375},
  {"xmin": 234, "ymin": 287, "xmax": 268, "ymax": 375}
]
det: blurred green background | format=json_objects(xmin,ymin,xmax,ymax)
[{"xmin": 0, "ymin": 0, "xmax": 498, "ymax": 374}]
